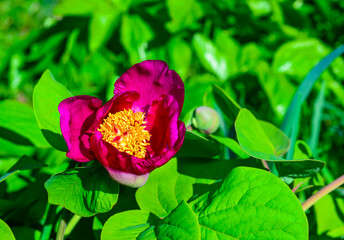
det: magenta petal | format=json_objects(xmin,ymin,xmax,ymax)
[
  {"xmin": 58, "ymin": 95, "xmax": 102, "ymax": 162},
  {"xmin": 94, "ymin": 91, "xmax": 140, "ymax": 126},
  {"xmin": 105, "ymin": 168, "xmax": 149, "ymax": 188},
  {"xmin": 145, "ymin": 95, "xmax": 180, "ymax": 156},
  {"xmin": 137, "ymin": 120, "xmax": 186, "ymax": 173},
  {"xmin": 114, "ymin": 60, "xmax": 184, "ymax": 113}
]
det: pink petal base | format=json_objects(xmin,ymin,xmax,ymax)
[{"xmin": 105, "ymin": 167, "xmax": 150, "ymax": 188}]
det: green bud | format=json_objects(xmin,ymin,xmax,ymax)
[{"xmin": 192, "ymin": 106, "xmax": 220, "ymax": 134}]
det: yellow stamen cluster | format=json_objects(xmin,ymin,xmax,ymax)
[{"xmin": 98, "ymin": 109, "xmax": 150, "ymax": 158}]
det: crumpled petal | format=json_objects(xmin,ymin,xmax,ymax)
[
  {"xmin": 145, "ymin": 94, "xmax": 181, "ymax": 156},
  {"xmin": 58, "ymin": 95, "xmax": 103, "ymax": 162},
  {"xmin": 105, "ymin": 167, "xmax": 149, "ymax": 188},
  {"xmin": 94, "ymin": 91, "xmax": 140, "ymax": 126},
  {"xmin": 114, "ymin": 60, "xmax": 184, "ymax": 114}
]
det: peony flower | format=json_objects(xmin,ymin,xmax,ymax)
[{"xmin": 58, "ymin": 60, "xmax": 185, "ymax": 187}]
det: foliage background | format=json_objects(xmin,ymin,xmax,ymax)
[{"xmin": 0, "ymin": 0, "xmax": 344, "ymax": 239}]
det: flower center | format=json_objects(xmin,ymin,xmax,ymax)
[{"xmin": 98, "ymin": 109, "xmax": 150, "ymax": 158}]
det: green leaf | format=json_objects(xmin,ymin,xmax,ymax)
[
  {"xmin": 45, "ymin": 162, "xmax": 119, "ymax": 217},
  {"xmin": 89, "ymin": 12, "xmax": 119, "ymax": 52},
  {"xmin": 120, "ymin": 14, "xmax": 154, "ymax": 65},
  {"xmin": 0, "ymin": 219, "xmax": 15, "ymax": 240},
  {"xmin": 176, "ymin": 130, "xmax": 220, "ymax": 158},
  {"xmin": 136, "ymin": 158, "xmax": 214, "ymax": 218},
  {"xmin": 210, "ymin": 135, "xmax": 249, "ymax": 159},
  {"xmin": 192, "ymin": 34, "xmax": 229, "ymax": 81},
  {"xmin": 166, "ymin": 0, "xmax": 203, "ymax": 32},
  {"xmin": 235, "ymin": 109, "xmax": 324, "ymax": 177},
  {"xmin": 0, "ymin": 100, "xmax": 49, "ymax": 148},
  {"xmin": 214, "ymin": 30, "xmax": 240, "ymax": 76},
  {"xmin": 101, "ymin": 210, "xmax": 152, "ymax": 240},
  {"xmin": 253, "ymin": 60, "xmax": 295, "ymax": 119},
  {"xmin": 0, "ymin": 155, "xmax": 47, "ymax": 183},
  {"xmin": 212, "ymin": 84, "xmax": 241, "ymax": 122},
  {"xmin": 33, "ymin": 70, "xmax": 73, "ymax": 151},
  {"xmin": 154, "ymin": 201, "xmax": 200, "ymax": 240},
  {"xmin": 54, "ymin": 0, "xmax": 97, "ymax": 15},
  {"xmin": 314, "ymin": 194, "xmax": 344, "ymax": 238},
  {"xmin": 193, "ymin": 167, "xmax": 308, "ymax": 240},
  {"xmin": 235, "ymin": 108, "xmax": 277, "ymax": 160},
  {"xmin": 101, "ymin": 201, "xmax": 200, "ymax": 240},
  {"xmin": 259, "ymin": 120, "xmax": 290, "ymax": 156},
  {"xmin": 246, "ymin": 0, "xmax": 272, "ymax": 17},
  {"xmin": 168, "ymin": 37, "xmax": 192, "ymax": 80}
]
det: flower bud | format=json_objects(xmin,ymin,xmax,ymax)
[{"xmin": 192, "ymin": 106, "xmax": 220, "ymax": 134}]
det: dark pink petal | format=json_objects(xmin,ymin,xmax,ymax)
[
  {"xmin": 114, "ymin": 60, "xmax": 184, "ymax": 114},
  {"xmin": 145, "ymin": 95, "xmax": 180, "ymax": 156},
  {"xmin": 94, "ymin": 91, "xmax": 140, "ymax": 126},
  {"xmin": 58, "ymin": 95, "xmax": 103, "ymax": 162},
  {"xmin": 137, "ymin": 120, "xmax": 185, "ymax": 173}
]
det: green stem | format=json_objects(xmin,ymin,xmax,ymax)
[
  {"xmin": 56, "ymin": 210, "xmax": 69, "ymax": 240},
  {"xmin": 302, "ymin": 174, "xmax": 344, "ymax": 211},
  {"xmin": 64, "ymin": 214, "xmax": 82, "ymax": 237}
]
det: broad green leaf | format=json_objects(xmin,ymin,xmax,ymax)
[
  {"xmin": 239, "ymin": 43, "xmax": 264, "ymax": 71},
  {"xmin": 0, "ymin": 219, "xmax": 15, "ymax": 240},
  {"xmin": 45, "ymin": 162, "xmax": 119, "ymax": 217},
  {"xmin": 33, "ymin": 70, "xmax": 72, "ymax": 151},
  {"xmin": 314, "ymin": 194, "xmax": 344, "ymax": 238},
  {"xmin": 192, "ymin": 34, "xmax": 229, "ymax": 81},
  {"xmin": 102, "ymin": 201, "xmax": 200, "ymax": 240},
  {"xmin": 168, "ymin": 37, "xmax": 192, "ymax": 80},
  {"xmin": 246, "ymin": 0, "xmax": 272, "ymax": 17},
  {"xmin": 176, "ymin": 130, "xmax": 220, "ymax": 158},
  {"xmin": 210, "ymin": 135, "xmax": 249, "ymax": 159},
  {"xmin": 273, "ymin": 39, "xmax": 344, "ymax": 81},
  {"xmin": 101, "ymin": 210, "xmax": 152, "ymax": 240},
  {"xmin": 253, "ymin": 60, "xmax": 295, "ymax": 119},
  {"xmin": 154, "ymin": 201, "xmax": 200, "ymax": 240},
  {"xmin": 259, "ymin": 120, "xmax": 290, "ymax": 156},
  {"xmin": 235, "ymin": 109, "xmax": 324, "ymax": 177},
  {"xmin": 193, "ymin": 167, "xmax": 308, "ymax": 240},
  {"xmin": 120, "ymin": 14, "xmax": 154, "ymax": 65},
  {"xmin": 166, "ymin": 0, "xmax": 203, "ymax": 32},
  {"xmin": 0, "ymin": 155, "xmax": 47, "ymax": 183},
  {"xmin": 89, "ymin": 12, "xmax": 119, "ymax": 52},
  {"xmin": 214, "ymin": 30, "xmax": 240, "ymax": 76},
  {"xmin": 212, "ymin": 84, "xmax": 241, "ymax": 121},
  {"xmin": 54, "ymin": 0, "xmax": 97, "ymax": 15},
  {"xmin": 136, "ymin": 158, "xmax": 214, "ymax": 218},
  {"xmin": 235, "ymin": 108, "xmax": 277, "ymax": 160},
  {"xmin": 0, "ymin": 100, "xmax": 49, "ymax": 148}
]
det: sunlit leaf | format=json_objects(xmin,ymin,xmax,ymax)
[
  {"xmin": 33, "ymin": 70, "xmax": 72, "ymax": 151},
  {"xmin": 45, "ymin": 162, "xmax": 119, "ymax": 217},
  {"xmin": 193, "ymin": 167, "xmax": 308, "ymax": 239}
]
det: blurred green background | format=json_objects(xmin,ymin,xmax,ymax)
[
  {"xmin": 1, "ymin": 0, "xmax": 344, "ymax": 238},
  {"xmin": 1, "ymin": 0, "xmax": 344, "ymax": 171}
]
